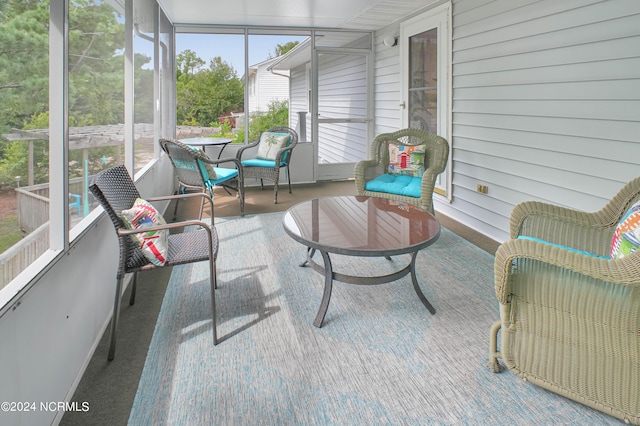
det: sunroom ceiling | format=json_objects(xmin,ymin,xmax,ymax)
[{"xmin": 157, "ymin": 0, "xmax": 438, "ymax": 30}]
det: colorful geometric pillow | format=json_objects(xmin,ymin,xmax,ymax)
[
  {"xmin": 388, "ymin": 143, "xmax": 426, "ymax": 177},
  {"xmin": 121, "ymin": 198, "xmax": 169, "ymax": 266},
  {"xmin": 610, "ymin": 200, "xmax": 640, "ymax": 259},
  {"xmin": 256, "ymin": 132, "xmax": 291, "ymax": 161},
  {"xmin": 187, "ymin": 145, "xmax": 217, "ymax": 180}
]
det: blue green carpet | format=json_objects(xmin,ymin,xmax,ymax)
[{"xmin": 128, "ymin": 212, "xmax": 621, "ymax": 425}]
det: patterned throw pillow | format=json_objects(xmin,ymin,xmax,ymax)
[
  {"xmin": 256, "ymin": 132, "xmax": 291, "ymax": 161},
  {"xmin": 122, "ymin": 198, "xmax": 169, "ymax": 266},
  {"xmin": 610, "ymin": 200, "xmax": 640, "ymax": 259},
  {"xmin": 388, "ymin": 143, "xmax": 426, "ymax": 177}
]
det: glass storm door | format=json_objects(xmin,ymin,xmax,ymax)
[{"xmin": 401, "ymin": 4, "xmax": 450, "ymax": 197}]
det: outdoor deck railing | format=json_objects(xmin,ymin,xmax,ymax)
[
  {"xmin": 1, "ymin": 177, "xmax": 97, "ymax": 290},
  {"xmin": 0, "ymin": 222, "xmax": 48, "ymax": 290}
]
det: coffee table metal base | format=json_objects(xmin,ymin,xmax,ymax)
[{"xmin": 300, "ymin": 248, "xmax": 436, "ymax": 327}]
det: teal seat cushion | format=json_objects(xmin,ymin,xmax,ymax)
[
  {"xmin": 206, "ymin": 167, "xmax": 238, "ymax": 187},
  {"xmin": 517, "ymin": 236, "xmax": 608, "ymax": 259},
  {"xmin": 365, "ymin": 174, "xmax": 421, "ymax": 198},
  {"xmin": 242, "ymin": 158, "xmax": 287, "ymax": 168}
]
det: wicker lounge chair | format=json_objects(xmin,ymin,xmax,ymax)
[
  {"xmin": 488, "ymin": 176, "xmax": 640, "ymax": 424},
  {"xmin": 354, "ymin": 128, "xmax": 449, "ymax": 214},
  {"xmin": 90, "ymin": 165, "xmax": 219, "ymax": 361},
  {"xmin": 160, "ymin": 137, "xmax": 244, "ymax": 220},
  {"xmin": 236, "ymin": 126, "xmax": 298, "ymax": 204}
]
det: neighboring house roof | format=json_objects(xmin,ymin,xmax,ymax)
[{"xmin": 268, "ymin": 31, "xmax": 369, "ymax": 71}]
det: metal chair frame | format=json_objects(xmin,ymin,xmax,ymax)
[{"xmin": 90, "ymin": 164, "xmax": 219, "ymax": 361}]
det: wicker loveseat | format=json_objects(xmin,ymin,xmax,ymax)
[
  {"xmin": 488, "ymin": 177, "xmax": 640, "ymax": 424},
  {"xmin": 354, "ymin": 128, "xmax": 449, "ymax": 214}
]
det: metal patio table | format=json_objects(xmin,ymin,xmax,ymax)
[
  {"xmin": 180, "ymin": 137, "xmax": 233, "ymax": 159},
  {"xmin": 282, "ymin": 195, "xmax": 441, "ymax": 327}
]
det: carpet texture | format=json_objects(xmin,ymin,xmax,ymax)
[{"xmin": 129, "ymin": 213, "xmax": 621, "ymax": 425}]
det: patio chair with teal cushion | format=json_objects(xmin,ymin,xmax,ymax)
[
  {"xmin": 236, "ymin": 126, "xmax": 298, "ymax": 204},
  {"xmin": 354, "ymin": 128, "xmax": 449, "ymax": 214},
  {"xmin": 488, "ymin": 176, "xmax": 640, "ymax": 424},
  {"xmin": 160, "ymin": 138, "xmax": 244, "ymax": 220}
]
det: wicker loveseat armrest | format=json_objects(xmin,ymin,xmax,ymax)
[
  {"xmin": 510, "ymin": 201, "xmax": 614, "ymax": 256},
  {"xmin": 510, "ymin": 200, "xmax": 604, "ymax": 238},
  {"xmin": 494, "ymin": 237, "xmax": 640, "ymax": 304},
  {"xmin": 492, "ymin": 238, "xmax": 640, "ymax": 423}
]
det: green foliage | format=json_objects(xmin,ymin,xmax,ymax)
[
  {"xmin": 0, "ymin": 214, "xmax": 22, "ymax": 254},
  {"xmin": 176, "ymin": 53, "xmax": 244, "ymax": 127},
  {"xmin": 0, "ymin": 0, "xmax": 146, "ymax": 188},
  {"xmin": 247, "ymin": 100, "xmax": 289, "ymax": 142},
  {"xmin": 274, "ymin": 41, "xmax": 299, "ymax": 57}
]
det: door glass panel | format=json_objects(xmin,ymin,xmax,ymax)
[{"xmin": 408, "ymin": 29, "xmax": 437, "ymax": 133}]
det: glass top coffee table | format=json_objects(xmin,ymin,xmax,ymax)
[{"xmin": 282, "ymin": 195, "xmax": 441, "ymax": 327}]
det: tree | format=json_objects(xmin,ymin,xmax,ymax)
[
  {"xmin": 274, "ymin": 41, "xmax": 299, "ymax": 57},
  {"xmin": 177, "ymin": 49, "xmax": 205, "ymax": 77},
  {"xmin": 176, "ymin": 54, "xmax": 244, "ymax": 126},
  {"xmin": 0, "ymin": 0, "xmax": 151, "ymax": 186}
]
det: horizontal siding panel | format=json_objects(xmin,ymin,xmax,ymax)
[
  {"xmin": 456, "ymin": 14, "xmax": 640, "ymax": 64},
  {"xmin": 453, "ymin": 79, "xmax": 640, "ymax": 101},
  {"xmin": 454, "ymin": 0, "xmax": 605, "ymax": 37},
  {"xmin": 454, "ymin": 36, "xmax": 640, "ymax": 75},
  {"xmin": 455, "ymin": 0, "xmax": 638, "ymax": 52},
  {"xmin": 452, "ymin": 125, "xmax": 640, "ymax": 162},
  {"xmin": 453, "ymin": 149, "xmax": 626, "ymax": 201},
  {"xmin": 453, "ymin": 0, "xmax": 542, "ymax": 29},
  {"xmin": 453, "ymin": 112, "xmax": 640, "ymax": 142},
  {"xmin": 452, "ymin": 0, "xmax": 499, "ymax": 17},
  {"xmin": 452, "ymin": 136, "xmax": 638, "ymax": 180},
  {"xmin": 453, "ymin": 163, "xmax": 614, "ymax": 211},
  {"xmin": 454, "ymin": 57, "xmax": 640, "ymax": 86},
  {"xmin": 453, "ymin": 99, "xmax": 640, "ymax": 121}
]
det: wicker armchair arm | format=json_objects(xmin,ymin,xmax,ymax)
[
  {"xmin": 510, "ymin": 201, "xmax": 603, "ymax": 239},
  {"xmin": 198, "ymin": 155, "xmax": 242, "ymax": 169},
  {"xmin": 494, "ymin": 238, "xmax": 640, "ymax": 304},
  {"xmin": 354, "ymin": 159, "xmax": 379, "ymax": 193},
  {"xmin": 235, "ymin": 140, "xmax": 260, "ymax": 160},
  {"xmin": 117, "ymin": 219, "xmax": 212, "ymax": 236}
]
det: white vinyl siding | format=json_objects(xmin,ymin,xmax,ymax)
[
  {"xmin": 447, "ymin": 0, "xmax": 640, "ymax": 242},
  {"xmin": 247, "ymin": 62, "xmax": 289, "ymax": 114},
  {"xmin": 373, "ymin": 28, "xmax": 403, "ymax": 135},
  {"xmin": 290, "ymin": 65, "xmax": 310, "ymax": 142}
]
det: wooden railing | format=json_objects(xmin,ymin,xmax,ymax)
[
  {"xmin": 15, "ymin": 178, "xmax": 92, "ymax": 232},
  {"xmin": 1, "ymin": 177, "xmax": 97, "ymax": 290},
  {"xmin": 0, "ymin": 222, "xmax": 49, "ymax": 289}
]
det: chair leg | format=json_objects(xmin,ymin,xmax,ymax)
[
  {"xmin": 210, "ymin": 258, "xmax": 217, "ymax": 345},
  {"xmin": 172, "ymin": 195, "xmax": 180, "ymax": 221},
  {"xmin": 128, "ymin": 271, "xmax": 138, "ymax": 305},
  {"xmin": 487, "ymin": 319, "xmax": 502, "ymax": 373},
  {"xmin": 273, "ymin": 172, "xmax": 280, "ymax": 204},
  {"xmin": 108, "ymin": 274, "xmax": 125, "ymax": 361},
  {"xmin": 287, "ymin": 166, "xmax": 292, "ymax": 194}
]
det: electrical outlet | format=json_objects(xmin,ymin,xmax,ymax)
[{"xmin": 476, "ymin": 184, "xmax": 488, "ymax": 194}]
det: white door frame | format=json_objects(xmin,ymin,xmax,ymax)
[
  {"xmin": 400, "ymin": 2, "xmax": 452, "ymax": 199},
  {"xmin": 311, "ymin": 32, "xmax": 373, "ymax": 181}
]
